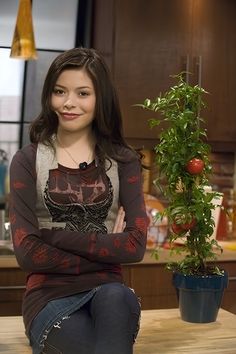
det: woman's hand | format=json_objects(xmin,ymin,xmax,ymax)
[{"xmin": 112, "ymin": 206, "xmax": 126, "ymax": 233}]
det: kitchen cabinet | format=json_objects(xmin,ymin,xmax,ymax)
[
  {"xmin": 112, "ymin": 0, "xmax": 193, "ymax": 144},
  {"xmin": 93, "ymin": 0, "xmax": 192, "ymax": 143},
  {"xmin": 191, "ymin": 0, "xmax": 236, "ymax": 150},
  {"xmin": 220, "ymin": 261, "xmax": 236, "ymax": 314},
  {"xmin": 122, "ymin": 258, "xmax": 236, "ymax": 315},
  {"xmin": 92, "ymin": 0, "xmax": 236, "ymax": 151},
  {"xmin": 0, "ymin": 267, "xmax": 26, "ymax": 316},
  {"xmin": 122, "ymin": 262, "xmax": 178, "ymax": 310}
]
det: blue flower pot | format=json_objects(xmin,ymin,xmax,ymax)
[{"xmin": 172, "ymin": 271, "xmax": 228, "ymax": 323}]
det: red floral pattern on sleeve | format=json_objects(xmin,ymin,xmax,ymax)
[
  {"xmin": 99, "ymin": 248, "xmax": 110, "ymax": 257},
  {"xmin": 13, "ymin": 181, "xmax": 26, "ymax": 189},
  {"xmin": 26, "ymin": 274, "xmax": 46, "ymax": 291},
  {"xmin": 113, "ymin": 237, "xmax": 121, "ymax": 248},
  {"xmin": 125, "ymin": 240, "xmax": 136, "ymax": 253},
  {"xmin": 128, "ymin": 175, "xmax": 139, "ymax": 184},
  {"xmin": 14, "ymin": 228, "xmax": 28, "ymax": 247},
  {"xmin": 135, "ymin": 217, "xmax": 148, "ymax": 233}
]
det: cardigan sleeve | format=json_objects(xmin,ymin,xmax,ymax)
[
  {"xmin": 9, "ymin": 145, "xmax": 115, "ymax": 274},
  {"xmin": 40, "ymin": 157, "xmax": 148, "ymax": 264}
]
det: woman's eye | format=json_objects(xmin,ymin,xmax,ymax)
[
  {"xmin": 53, "ymin": 88, "xmax": 65, "ymax": 95},
  {"xmin": 79, "ymin": 91, "xmax": 89, "ymax": 97}
]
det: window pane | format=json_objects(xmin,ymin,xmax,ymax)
[
  {"xmin": 0, "ymin": 0, "xmax": 78, "ymax": 49},
  {"xmin": 0, "ymin": 1, "xmax": 18, "ymax": 47},
  {"xmin": 23, "ymin": 50, "xmax": 63, "ymax": 122},
  {"xmin": 33, "ymin": 0, "xmax": 78, "ymax": 50},
  {"xmin": 0, "ymin": 48, "xmax": 24, "ymax": 122},
  {"xmin": 0, "ymin": 123, "xmax": 20, "ymax": 163}
]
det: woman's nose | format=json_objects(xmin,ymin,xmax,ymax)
[{"xmin": 63, "ymin": 95, "xmax": 76, "ymax": 109}]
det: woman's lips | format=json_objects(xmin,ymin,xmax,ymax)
[{"xmin": 60, "ymin": 113, "xmax": 80, "ymax": 120}]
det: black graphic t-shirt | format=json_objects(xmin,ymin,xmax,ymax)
[{"xmin": 46, "ymin": 162, "xmax": 113, "ymax": 233}]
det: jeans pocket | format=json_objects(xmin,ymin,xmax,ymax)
[{"xmin": 42, "ymin": 341, "xmax": 63, "ymax": 354}]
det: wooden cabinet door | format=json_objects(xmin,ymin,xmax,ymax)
[
  {"xmin": 113, "ymin": 0, "xmax": 193, "ymax": 142},
  {"xmin": 0, "ymin": 268, "xmax": 26, "ymax": 315},
  {"xmin": 122, "ymin": 264, "xmax": 178, "ymax": 310},
  {"xmin": 92, "ymin": 0, "xmax": 236, "ymax": 149},
  {"xmin": 217, "ymin": 261, "xmax": 236, "ymax": 314},
  {"xmin": 191, "ymin": 0, "xmax": 236, "ymax": 146}
]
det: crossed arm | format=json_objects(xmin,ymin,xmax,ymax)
[{"xmin": 9, "ymin": 147, "xmax": 147, "ymax": 274}]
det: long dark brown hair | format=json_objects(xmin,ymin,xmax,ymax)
[{"xmin": 29, "ymin": 47, "xmax": 139, "ymax": 164}]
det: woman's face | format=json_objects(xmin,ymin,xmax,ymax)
[{"xmin": 51, "ymin": 68, "xmax": 96, "ymax": 134}]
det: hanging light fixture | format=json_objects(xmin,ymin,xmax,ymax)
[{"xmin": 10, "ymin": 0, "xmax": 37, "ymax": 60}]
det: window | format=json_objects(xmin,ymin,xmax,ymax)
[
  {"xmin": 0, "ymin": 48, "xmax": 63, "ymax": 163},
  {"xmin": 0, "ymin": 0, "xmax": 80, "ymax": 163},
  {"xmin": 0, "ymin": 48, "xmax": 24, "ymax": 162},
  {"xmin": 0, "ymin": 0, "xmax": 93, "ymax": 165}
]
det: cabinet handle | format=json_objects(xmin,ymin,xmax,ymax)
[
  {"xmin": 228, "ymin": 276, "xmax": 236, "ymax": 281},
  {"xmin": 0, "ymin": 285, "xmax": 26, "ymax": 290},
  {"xmin": 196, "ymin": 55, "xmax": 202, "ymax": 88},
  {"xmin": 194, "ymin": 55, "xmax": 202, "ymax": 121},
  {"xmin": 182, "ymin": 55, "xmax": 190, "ymax": 84},
  {"xmin": 186, "ymin": 54, "xmax": 190, "ymax": 84}
]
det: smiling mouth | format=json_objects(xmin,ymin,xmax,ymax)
[{"xmin": 60, "ymin": 113, "xmax": 80, "ymax": 120}]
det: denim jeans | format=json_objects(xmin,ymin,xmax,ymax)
[
  {"xmin": 30, "ymin": 283, "xmax": 141, "ymax": 354},
  {"xmin": 30, "ymin": 288, "xmax": 98, "ymax": 354}
]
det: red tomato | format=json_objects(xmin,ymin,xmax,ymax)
[
  {"xmin": 186, "ymin": 158, "xmax": 204, "ymax": 175},
  {"xmin": 181, "ymin": 218, "xmax": 196, "ymax": 230},
  {"xmin": 171, "ymin": 223, "xmax": 184, "ymax": 235},
  {"xmin": 171, "ymin": 217, "xmax": 196, "ymax": 234}
]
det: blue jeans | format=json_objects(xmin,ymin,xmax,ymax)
[{"xmin": 30, "ymin": 283, "xmax": 141, "ymax": 354}]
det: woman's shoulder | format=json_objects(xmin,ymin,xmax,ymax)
[
  {"xmin": 112, "ymin": 144, "xmax": 140, "ymax": 162},
  {"xmin": 11, "ymin": 143, "xmax": 37, "ymax": 165}
]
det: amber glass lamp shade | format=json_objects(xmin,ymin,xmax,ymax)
[{"xmin": 10, "ymin": 0, "xmax": 37, "ymax": 60}]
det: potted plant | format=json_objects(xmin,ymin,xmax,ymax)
[{"xmin": 138, "ymin": 73, "xmax": 228, "ymax": 323}]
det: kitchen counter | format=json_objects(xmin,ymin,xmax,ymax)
[
  {"xmin": 135, "ymin": 308, "xmax": 236, "ymax": 353},
  {"xmin": 0, "ymin": 255, "xmax": 19, "ymax": 268},
  {"xmin": 141, "ymin": 242, "xmax": 236, "ymax": 264},
  {"xmin": 1, "ymin": 308, "xmax": 236, "ymax": 354}
]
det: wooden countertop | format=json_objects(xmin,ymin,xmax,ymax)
[
  {"xmin": 0, "ymin": 308, "xmax": 236, "ymax": 353},
  {"xmin": 140, "ymin": 243, "xmax": 236, "ymax": 265},
  {"xmin": 0, "ymin": 255, "xmax": 18, "ymax": 268},
  {"xmin": 135, "ymin": 308, "xmax": 236, "ymax": 353}
]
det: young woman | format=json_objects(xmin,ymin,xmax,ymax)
[{"xmin": 9, "ymin": 47, "xmax": 148, "ymax": 354}]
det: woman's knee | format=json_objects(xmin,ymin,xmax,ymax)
[
  {"xmin": 92, "ymin": 282, "xmax": 140, "ymax": 314},
  {"xmin": 90, "ymin": 283, "xmax": 141, "ymax": 346}
]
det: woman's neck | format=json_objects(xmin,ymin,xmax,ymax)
[
  {"xmin": 55, "ymin": 130, "xmax": 96, "ymax": 168},
  {"xmin": 57, "ymin": 128, "xmax": 95, "ymax": 148}
]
